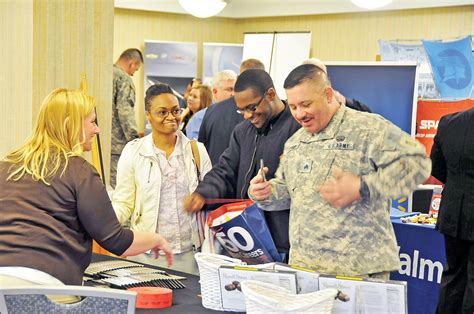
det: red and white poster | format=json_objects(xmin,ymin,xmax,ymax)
[
  {"xmin": 416, "ymin": 98, "xmax": 473, "ymax": 184},
  {"xmin": 416, "ymin": 98, "xmax": 474, "ymax": 156}
]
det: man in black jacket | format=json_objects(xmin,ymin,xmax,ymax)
[
  {"xmin": 430, "ymin": 108, "xmax": 474, "ymax": 314},
  {"xmin": 184, "ymin": 69, "xmax": 301, "ymax": 260},
  {"xmin": 198, "ymin": 59, "xmax": 265, "ymax": 165}
]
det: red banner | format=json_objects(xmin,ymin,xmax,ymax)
[
  {"xmin": 416, "ymin": 98, "xmax": 474, "ymax": 184},
  {"xmin": 416, "ymin": 99, "xmax": 474, "ymax": 156}
]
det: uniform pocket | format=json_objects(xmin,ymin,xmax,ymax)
[
  {"xmin": 331, "ymin": 130, "xmax": 370, "ymax": 176},
  {"xmin": 287, "ymin": 150, "xmax": 336, "ymax": 192}
]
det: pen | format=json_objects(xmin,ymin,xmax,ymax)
[{"xmin": 260, "ymin": 159, "xmax": 266, "ymax": 182}]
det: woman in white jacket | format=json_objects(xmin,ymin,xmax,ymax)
[{"xmin": 113, "ymin": 83, "xmax": 212, "ymax": 275}]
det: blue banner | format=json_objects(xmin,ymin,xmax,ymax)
[
  {"xmin": 391, "ymin": 218, "xmax": 446, "ymax": 314},
  {"xmin": 423, "ymin": 36, "xmax": 474, "ymax": 100}
]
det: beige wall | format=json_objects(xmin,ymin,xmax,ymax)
[
  {"xmin": 1, "ymin": 0, "xmax": 114, "ymax": 183},
  {"xmin": 239, "ymin": 5, "xmax": 473, "ymax": 61},
  {"xmin": 115, "ymin": 5, "xmax": 473, "ymax": 132},
  {"xmin": 1, "ymin": 1, "xmax": 33, "ymax": 157},
  {"xmin": 33, "ymin": 0, "xmax": 114, "ymax": 180}
]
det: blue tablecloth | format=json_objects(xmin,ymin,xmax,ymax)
[{"xmin": 390, "ymin": 217, "xmax": 446, "ymax": 314}]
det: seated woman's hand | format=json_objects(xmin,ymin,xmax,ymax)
[{"xmin": 151, "ymin": 235, "xmax": 174, "ymax": 267}]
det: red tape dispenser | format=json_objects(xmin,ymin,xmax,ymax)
[{"xmin": 128, "ymin": 287, "xmax": 173, "ymax": 309}]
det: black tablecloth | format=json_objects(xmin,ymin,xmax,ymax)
[{"xmin": 90, "ymin": 253, "xmax": 231, "ymax": 313}]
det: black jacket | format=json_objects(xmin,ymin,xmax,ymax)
[
  {"xmin": 198, "ymin": 97, "xmax": 244, "ymax": 165},
  {"xmin": 431, "ymin": 108, "xmax": 474, "ymax": 240},
  {"xmin": 346, "ymin": 98, "xmax": 372, "ymax": 113},
  {"xmin": 196, "ymin": 102, "xmax": 301, "ymax": 253}
]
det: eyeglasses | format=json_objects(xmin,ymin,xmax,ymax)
[
  {"xmin": 150, "ymin": 108, "xmax": 183, "ymax": 119},
  {"xmin": 236, "ymin": 92, "xmax": 266, "ymax": 116}
]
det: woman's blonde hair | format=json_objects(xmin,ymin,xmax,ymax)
[{"xmin": 4, "ymin": 88, "xmax": 96, "ymax": 184}]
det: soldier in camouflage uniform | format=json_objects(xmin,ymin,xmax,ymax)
[
  {"xmin": 111, "ymin": 48, "xmax": 143, "ymax": 188},
  {"xmin": 249, "ymin": 64, "xmax": 431, "ymax": 278}
]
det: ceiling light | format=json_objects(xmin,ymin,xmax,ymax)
[
  {"xmin": 351, "ymin": 0, "xmax": 392, "ymax": 10},
  {"xmin": 178, "ymin": 0, "xmax": 229, "ymax": 18}
]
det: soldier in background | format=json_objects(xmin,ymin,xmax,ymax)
[
  {"xmin": 249, "ymin": 64, "xmax": 431, "ymax": 278},
  {"xmin": 111, "ymin": 48, "xmax": 143, "ymax": 188}
]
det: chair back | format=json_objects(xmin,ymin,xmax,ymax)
[{"xmin": 0, "ymin": 285, "xmax": 136, "ymax": 314}]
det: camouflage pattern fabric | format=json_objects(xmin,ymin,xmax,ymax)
[
  {"xmin": 257, "ymin": 105, "xmax": 431, "ymax": 276},
  {"xmin": 109, "ymin": 154, "xmax": 120, "ymax": 188},
  {"xmin": 111, "ymin": 65, "xmax": 139, "ymax": 187}
]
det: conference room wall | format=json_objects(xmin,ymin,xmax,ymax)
[
  {"xmin": 115, "ymin": 5, "xmax": 472, "ymax": 134},
  {"xmin": 1, "ymin": 3, "xmax": 467, "ymax": 195},
  {"xmin": 239, "ymin": 5, "xmax": 472, "ymax": 61},
  {"xmin": 1, "ymin": 0, "xmax": 114, "ymax": 184},
  {"xmin": 0, "ymin": 1, "xmax": 33, "ymax": 159},
  {"xmin": 114, "ymin": 8, "xmax": 240, "ymax": 133}
]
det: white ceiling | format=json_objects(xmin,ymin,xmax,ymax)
[{"xmin": 115, "ymin": 0, "xmax": 473, "ymax": 18}]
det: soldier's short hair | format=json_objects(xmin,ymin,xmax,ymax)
[
  {"xmin": 284, "ymin": 64, "xmax": 329, "ymax": 89},
  {"xmin": 240, "ymin": 58, "xmax": 265, "ymax": 73},
  {"xmin": 234, "ymin": 69, "xmax": 273, "ymax": 97},
  {"xmin": 212, "ymin": 70, "xmax": 237, "ymax": 88},
  {"xmin": 145, "ymin": 83, "xmax": 175, "ymax": 111},
  {"xmin": 119, "ymin": 48, "xmax": 144, "ymax": 63},
  {"xmin": 302, "ymin": 58, "xmax": 327, "ymax": 74}
]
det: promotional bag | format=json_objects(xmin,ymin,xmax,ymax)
[{"xmin": 207, "ymin": 201, "xmax": 282, "ymax": 264}]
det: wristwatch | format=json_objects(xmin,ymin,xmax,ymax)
[{"xmin": 359, "ymin": 177, "xmax": 370, "ymax": 199}]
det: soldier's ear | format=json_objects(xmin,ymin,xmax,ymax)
[
  {"xmin": 324, "ymin": 87, "xmax": 334, "ymax": 103},
  {"xmin": 128, "ymin": 60, "xmax": 137, "ymax": 71}
]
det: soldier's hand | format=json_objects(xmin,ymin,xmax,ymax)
[
  {"xmin": 183, "ymin": 192, "xmax": 205, "ymax": 213},
  {"xmin": 319, "ymin": 167, "xmax": 361, "ymax": 208},
  {"xmin": 249, "ymin": 167, "xmax": 272, "ymax": 200}
]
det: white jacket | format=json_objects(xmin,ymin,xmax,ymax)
[{"xmin": 112, "ymin": 131, "xmax": 212, "ymax": 249}]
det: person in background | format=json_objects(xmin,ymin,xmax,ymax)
[
  {"xmin": 239, "ymin": 58, "xmax": 266, "ymax": 73},
  {"xmin": 430, "ymin": 108, "xmax": 474, "ymax": 314},
  {"xmin": 249, "ymin": 64, "xmax": 431, "ymax": 277},
  {"xmin": 302, "ymin": 58, "xmax": 371, "ymax": 113},
  {"xmin": 179, "ymin": 78, "xmax": 202, "ymax": 109},
  {"xmin": 0, "ymin": 88, "xmax": 173, "ymax": 288},
  {"xmin": 111, "ymin": 48, "xmax": 143, "ymax": 188},
  {"xmin": 185, "ymin": 69, "xmax": 301, "ymax": 261},
  {"xmin": 113, "ymin": 83, "xmax": 211, "ymax": 275},
  {"xmin": 211, "ymin": 70, "xmax": 237, "ymax": 103},
  {"xmin": 181, "ymin": 84, "xmax": 213, "ymax": 139},
  {"xmin": 185, "ymin": 70, "xmax": 237, "ymax": 141},
  {"xmin": 198, "ymin": 58, "xmax": 265, "ymax": 165}
]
